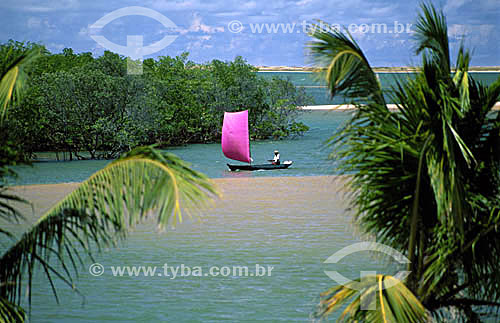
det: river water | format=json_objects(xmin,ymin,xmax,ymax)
[
  {"xmin": 12, "ymin": 110, "xmax": 353, "ymax": 185},
  {"xmin": 259, "ymin": 71, "xmax": 500, "ymax": 104},
  {"xmin": 7, "ymin": 110, "xmax": 409, "ymax": 322},
  {"xmin": 14, "ymin": 177, "xmax": 405, "ymax": 322},
  {"xmin": 12, "ymin": 72, "xmax": 500, "ymax": 185},
  {"xmin": 8, "ymin": 72, "xmax": 500, "ymax": 321}
]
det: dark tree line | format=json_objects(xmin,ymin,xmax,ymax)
[{"xmin": 1, "ymin": 41, "xmax": 311, "ymax": 160}]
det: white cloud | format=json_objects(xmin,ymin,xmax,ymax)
[
  {"xmin": 298, "ymin": 12, "xmax": 324, "ymax": 21},
  {"xmin": 148, "ymin": 0, "xmax": 223, "ymax": 12},
  {"xmin": 448, "ymin": 23, "xmax": 472, "ymax": 39},
  {"xmin": 349, "ymin": 28, "xmax": 368, "ymax": 41},
  {"xmin": 47, "ymin": 42, "xmax": 65, "ymax": 52},
  {"xmin": 27, "ymin": 17, "xmax": 42, "ymax": 28},
  {"xmin": 365, "ymin": 4, "xmax": 398, "ymax": 16},
  {"xmin": 182, "ymin": 13, "xmax": 224, "ymax": 34},
  {"xmin": 26, "ymin": 16, "xmax": 56, "ymax": 30},
  {"xmin": 448, "ymin": 23, "xmax": 495, "ymax": 46},
  {"xmin": 479, "ymin": 24, "xmax": 494, "ymax": 38},
  {"xmin": 246, "ymin": 14, "xmax": 280, "ymax": 24},
  {"xmin": 214, "ymin": 11, "xmax": 245, "ymax": 17},
  {"xmin": 243, "ymin": 1, "xmax": 257, "ymax": 9},
  {"xmin": 186, "ymin": 35, "xmax": 213, "ymax": 51},
  {"xmin": 78, "ymin": 24, "xmax": 96, "ymax": 38},
  {"xmin": 7, "ymin": 0, "xmax": 79, "ymax": 12},
  {"xmin": 228, "ymin": 37, "xmax": 243, "ymax": 51},
  {"xmin": 148, "ymin": 0, "xmax": 194, "ymax": 10},
  {"xmin": 444, "ymin": 0, "xmax": 472, "ymax": 12},
  {"xmin": 2, "ymin": 0, "xmax": 499, "ymax": 66},
  {"xmin": 296, "ymin": 0, "xmax": 313, "ymax": 6}
]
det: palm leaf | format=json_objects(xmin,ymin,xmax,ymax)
[
  {"xmin": 313, "ymin": 275, "xmax": 427, "ymax": 322},
  {"xmin": 308, "ymin": 23, "xmax": 385, "ymax": 105},
  {"xmin": 414, "ymin": 3, "xmax": 450, "ymax": 74},
  {"xmin": 0, "ymin": 297, "xmax": 25, "ymax": 322},
  {"xmin": 0, "ymin": 188, "xmax": 27, "ymax": 221},
  {"xmin": 311, "ymin": 2, "xmax": 500, "ymax": 320},
  {"xmin": 0, "ymin": 145, "xmax": 218, "ymax": 308},
  {"xmin": 452, "ymin": 45, "xmax": 471, "ymax": 113},
  {"xmin": 0, "ymin": 188, "xmax": 28, "ymax": 239},
  {"xmin": 0, "ymin": 48, "xmax": 39, "ymax": 124}
]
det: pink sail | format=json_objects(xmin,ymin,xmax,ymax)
[{"xmin": 222, "ymin": 110, "xmax": 251, "ymax": 163}]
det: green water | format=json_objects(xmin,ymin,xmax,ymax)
[
  {"xmin": 11, "ymin": 72, "xmax": 500, "ymax": 185},
  {"xmin": 259, "ymin": 71, "xmax": 500, "ymax": 104},
  {"xmin": 9, "ymin": 110, "xmax": 410, "ymax": 322},
  {"xmin": 12, "ymin": 110, "xmax": 353, "ymax": 185},
  {"xmin": 9, "ymin": 80, "xmax": 500, "ymax": 321},
  {"xmin": 21, "ymin": 177, "xmax": 406, "ymax": 322}
]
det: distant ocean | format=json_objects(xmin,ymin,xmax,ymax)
[{"xmin": 258, "ymin": 71, "xmax": 500, "ymax": 105}]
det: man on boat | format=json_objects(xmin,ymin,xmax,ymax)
[{"xmin": 272, "ymin": 150, "xmax": 280, "ymax": 165}]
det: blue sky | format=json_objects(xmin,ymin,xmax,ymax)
[{"xmin": 1, "ymin": 0, "xmax": 499, "ymax": 66}]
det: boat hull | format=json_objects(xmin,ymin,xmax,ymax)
[{"xmin": 227, "ymin": 161, "xmax": 293, "ymax": 171}]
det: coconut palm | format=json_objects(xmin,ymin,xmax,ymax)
[
  {"xmin": 0, "ymin": 45, "xmax": 39, "ymax": 123},
  {"xmin": 0, "ymin": 50, "xmax": 217, "ymax": 322},
  {"xmin": 309, "ymin": 3, "xmax": 500, "ymax": 321},
  {"xmin": 0, "ymin": 47, "xmax": 41, "ymax": 231}
]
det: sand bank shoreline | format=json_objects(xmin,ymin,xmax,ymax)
[
  {"xmin": 258, "ymin": 66, "xmax": 500, "ymax": 73},
  {"xmin": 8, "ymin": 176, "xmax": 344, "ymax": 218},
  {"xmin": 301, "ymin": 102, "xmax": 500, "ymax": 110},
  {"xmin": 9, "ymin": 176, "xmax": 342, "ymax": 193}
]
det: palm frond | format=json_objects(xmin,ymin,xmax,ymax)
[
  {"xmin": 0, "ymin": 297, "xmax": 25, "ymax": 322},
  {"xmin": 311, "ymin": 2, "xmax": 500, "ymax": 319},
  {"xmin": 0, "ymin": 48, "xmax": 39, "ymax": 124},
  {"xmin": 308, "ymin": 23, "xmax": 385, "ymax": 105},
  {"xmin": 483, "ymin": 76, "xmax": 500, "ymax": 115},
  {"xmin": 0, "ymin": 145, "xmax": 218, "ymax": 307},
  {"xmin": 0, "ymin": 188, "xmax": 27, "ymax": 221},
  {"xmin": 313, "ymin": 275, "xmax": 427, "ymax": 322},
  {"xmin": 414, "ymin": 2, "xmax": 450, "ymax": 74},
  {"xmin": 452, "ymin": 45, "xmax": 471, "ymax": 113},
  {"xmin": 0, "ymin": 188, "xmax": 27, "ymax": 238}
]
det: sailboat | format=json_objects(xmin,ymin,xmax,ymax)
[{"xmin": 222, "ymin": 110, "xmax": 293, "ymax": 171}]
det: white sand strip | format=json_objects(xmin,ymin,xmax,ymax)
[{"xmin": 300, "ymin": 102, "xmax": 500, "ymax": 110}]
